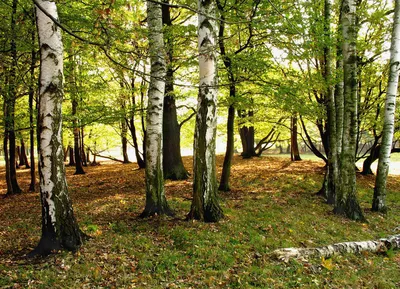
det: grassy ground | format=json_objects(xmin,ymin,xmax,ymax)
[{"xmin": 0, "ymin": 155, "xmax": 399, "ymax": 288}]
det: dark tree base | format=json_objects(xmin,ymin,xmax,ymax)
[
  {"xmin": 334, "ymin": 198, "xmax": 366, "ymax": 222},
  {"xmin": 371, "ymin": 192, "xmax": 388, "ymax": 214},
  {"xmin": 218, "ymin": 182, "xmax": 231, "ymax": 192},
  {"xmin": 139, "ymin": 205, "xmax": 175, "ymax": 218},
  {"xmin": 5, "ymin": 188, "xmax": 22, "ymax": 196},
  {"xmin": 73, "ymin": 169, "xmax": 85, "ymax": 175},
  {"xmin": 371, "ymin": 203, "xmax": 388, "ymax": 214},
  {"xmin": 28, "ymin": 183, "xmax": 35, "ymax": 192},
  {"xmin": 28, "ymin": 231, "xmax": 85, "ymax": 258},
  {"xmin": 164, "ymin": 168, "xmax": 189, "ymax": 181},
  {"xmin": 187, "ymin": 202, "xmax": 224, "ymax": 223}
]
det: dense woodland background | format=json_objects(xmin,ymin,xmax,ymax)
[{"xmin": 1, "ymin": 0, "xmax": 400, "ymax": 287}]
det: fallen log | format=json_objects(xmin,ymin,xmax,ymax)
[{"xmin": 273, "ymin": 234, "xmax": 400, "ymax": 262}]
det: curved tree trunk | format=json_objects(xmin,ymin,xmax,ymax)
[
  {"xmin": 361, "ymin": 144, "xmax": 380, "ymax": 175},
  {"xmin": 127, "ymin": 77, "xmax": 145, "ymax": 169},
  {"xmin": 373, "ymin": 0, "xmax": 400, "ymax": 212},
  {"xmin": 140, "ymin": 0, "xmax": 173, "ymax": 218},
  {"xmin": 188, "ymin": 0, "xmax": 223, "ymax": 222},
  {"xmin": 30, "ymin": 0, "xmax": 83, "ymax": 256}
]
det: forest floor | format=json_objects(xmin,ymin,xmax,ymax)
[{"xmin": 0, "ymin": 155, "xmax": 400, "ymax": 288}]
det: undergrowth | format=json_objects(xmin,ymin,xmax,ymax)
[{"xmin": 0, "ymin": 155, "xmax": 399, "ymax": 288}]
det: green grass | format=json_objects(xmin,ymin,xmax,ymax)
[{"xmin": 0, "ymin": 156, "xmax": 400, "ymax": 288}]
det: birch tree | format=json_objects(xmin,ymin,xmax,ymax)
[
  {"xmin": 188, "ymin": 0, "xmax": 223, "ymax": 222},
  {"xmin": 140, "ymin": 0, "xmax": 173, "ymax": 217},
  {"xmin": 334, "ymin": 0, "xmax": 365, "ymax": 221},
  {"xmin": 372, "ymin": 0, "xmax": 400, "ymax": 212},
  {"xmin": 31, "ymin": 0, "xmax": 83, "ymax": 256}
]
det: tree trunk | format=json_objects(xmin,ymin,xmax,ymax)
[
  {"xmin": 161, "ymin": 0, "xmax": 189, "ymax": 180},
  {"xmin": 324, "ymin": 0, "xmax": 338, "ymax": 205},
  {"xmin": 290, "ymin": 115, "xmax": 302, "ymax": 161},
  {"xmin": 127, "ymin": 76, "xmax": 145, "ymax": 169},
  {"xmin": 217, "ymin": 0, "xmax": 236, "ymax": 191},
  {"xmin": 29, "ymin": 19, "xmax": 36, "ymax": 192},
  {"xmin": 334, "ymin": 0, "xmax": 364, "ymax": 221},
  {"xmin": 140, "ymin": 0, "xmax": 173, "ymax": 218},
  {"xmin": 20, "ymin": 139, "xmax": 30, "ymax": 168},
  {"xmin": 121, "ymin": 118, "xmax": 130, "ymax": 163},
  {"xmin": 30, "ymin": 0, "xmax": 83, "ymax": 256},
  {"xmin": 188, "ymin": 0, "xmax": 223, "ymax": 222},
  {"xmin": 16, "ymin": 145, "xmax": 22, "ymax": 167},
  {"xmin": 373, "ymin": 0, "xmax": 400, "ymax": 212},
  {"xmin": 80, "ymin": 127, "xmax": 87, "ymax": 166},
  {"xmin": 361, "ymin": 143, "xmax": 380, "ymax": 175},
  {"xmin": 239, "ymin": 110, "xmax": 257, "ymax": 158},
  {"xmin": 72, "ymin": 97, "xmax": 85, "ymax": 174},
  {"xmin": 273, "ymin": 234, "xmax": 400, "ymax": 262},
  {"xmin": 219, "ymin": 104, "xmax": 235, "ymax": 191},
  {"xmin": 68, "ymin": 146, "xmax": 75, "ymax": 166},
  {"xmin": 163, "ymin": 94, "xmax": 189, "ymax": 179},
  {"xmin": 4, "ymin": 0, "xmax": 21, "ymax": 195}
]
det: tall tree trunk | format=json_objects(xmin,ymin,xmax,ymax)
[
  {"xmin": 127, "ymin": 76, "xmax": 145, "ymax": 168},
  {"xmin": 373, "ymin": 0, "xmax": 400, "ymax": 212},
  {"xmin": 334, "ymin": 0, "xmax": 364, "ymax": 221},
  {"xmin": 31, "ymin": 0, "xmax": 83, "ymax": 256},
  {"xmin": 161, "ymin": 0, "xmax": 189, "ymax": 180},
  {"xmin": 80, "ymin": 127, "xmax": 87, "ymax": 166},
  {"xmin": 121, "ymin": 118, "xmax": 130, "ymax": 163},
  {"xmin": 29, "ymin": 13, "xmax": 36, "ymax": 192},
  {"xmin": 188, "ymin": 0, "xmax": 223, "ymax": 222},
  {"xmin": 72, "ymin": 97, "xmax": 85, "ymax": 174},
  {"xmin": 323, "ymin": 0, "xmax": 338, "ymax": 205},
  {"xmin": 290, "ymin": 114, "xmax": 302, "ymax": 161},
  {"xmin": 4, "ymin": 0, "xmax": 21, "ymax": 195},
  {"xmin": 217, "ymin": 0, "xmax": 235, "ymax": 191},
  {"xmin": 140, "ymin": 0, "xmax": 173, "ymax": 217}
]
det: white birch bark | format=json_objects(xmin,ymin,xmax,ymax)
[
  {"xmin": 141, "ymin": 0, "xmax": 172, "ymax": 217},
  {"xmin": 273, "ymin": 234, "xmax": 400, "ymax": 262},
  {"xmin": 373, "ymin": 0, "xmax": 400, "ymax": 212},
  {"xmin": 33, "ymin": 0, "xmax": 82, "ymax": 255},
  {"xmin": 37, "ymin": 0, "xmax": 65, "ymax": 229},
  {"xmin": 189, "ymin": 0, "xmax": 223, "ymax": 222}
]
